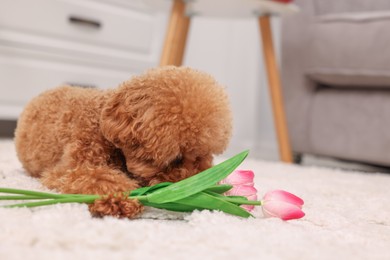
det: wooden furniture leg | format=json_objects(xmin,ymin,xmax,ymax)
[
  {"xmin": 160, "ymin": 0, "xmax": 191, "ymax": 66},
  {"xmin": 258, "ymin": 15, "xmax": 293, "ymax": 163}
]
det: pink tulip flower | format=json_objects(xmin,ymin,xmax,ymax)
[
  {"xmin": 261, "ymin": 190, "xmax": 305, "ymax": 221},
  {"xmin": 219, "ymin": 170, "xmax": 258, "ymax": 212}
]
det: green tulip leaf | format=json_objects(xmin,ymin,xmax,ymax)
[
  {"xmin": 204, "ymin": 184, "xmax": 233, "ymax": 194},
  {"xmin": 175, "ymin": 191, "xmax": 252, "ymax": 218},
  {"xmin": 130, "ymin": 182, "xmax": 172, "ymax": 196},
  {"xmin": 146, "ymin": 150, "xmax": 249, "ymax": 203}
]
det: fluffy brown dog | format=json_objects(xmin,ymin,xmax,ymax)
[{"xmin": 14, "ymin": 66, "xmax": 232, "ymax": 218}]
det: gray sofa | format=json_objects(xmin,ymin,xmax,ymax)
[{"xmin": 281, "ymin": 0, "xmax": 390, "ymax": 166}]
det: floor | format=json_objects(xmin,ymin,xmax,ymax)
[{"xmin": 2, "ymin": 138, "xmax": 390, "ymax": 260}]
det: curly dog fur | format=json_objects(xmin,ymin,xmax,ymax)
[{"xmin": 14, "ymin": 66, "xmax": 232, "ymax": 218}]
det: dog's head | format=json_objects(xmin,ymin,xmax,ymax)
[{"xmin": 100, "ymin": 66, "xmax": 232, "ymax": 185}]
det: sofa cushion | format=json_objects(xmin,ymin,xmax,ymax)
[
  {"xmin": 305, "ymin": 11, "xmax": 390, "ymax": 88},
  {"xmin": 309, "ymin": 87, "xmax": 390, "ymax": 166},
  {"xmin": 313, "ymin": 0, "xmax": 390, "ymax": 16}
]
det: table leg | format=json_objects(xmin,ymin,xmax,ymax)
[
  {"xmin": 160, "ymin": 0, "xmax": 191, "ymax": 66},
  {"xmin": 258, "ymin": 15, "xmax": 293, "ymax": 163}
]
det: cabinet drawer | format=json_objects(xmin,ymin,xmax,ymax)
[
  {"xmin": 0, "ymin": 54, "xmax": 134, "ymax": 118},
  {"xmin": 0, "ymin": 0, "xmax": 155, "ymax": 54}
]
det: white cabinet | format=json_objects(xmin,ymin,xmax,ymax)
[{"xmin": 0, "ymin": 0, "xmax": 169, "ymax": 119}]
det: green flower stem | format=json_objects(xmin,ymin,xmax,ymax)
[
  {"xmin": 0, "ymin": 188, "xmax": 73, "ymax": 199},
  {"xmin": 4, "ymin": 195, "xmax": 101, "ymax": 208},
  {"xmin": 0, "ymin": 195, "xmax": 50, "ymax": 200}
]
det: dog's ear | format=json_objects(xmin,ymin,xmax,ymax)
[
  {"xmin": 100, "ymin": 87, "xmax": 144, "ymax": 147},
  {"xmin": 99, "ymin": 82, "xmax": 181, "ymax": 164}
]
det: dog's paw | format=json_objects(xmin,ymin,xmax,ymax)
[{"xmin": 88, "ymin": 194, "xmax": 144, "ymax": 219}]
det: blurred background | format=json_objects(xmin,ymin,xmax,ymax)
[
  {"xmin": 2, "ymin": 0, "xmax": 390, "ymax": 171},
  {"xmin": 0, "ymin": 0, "xmax": 280, "ymax": 160}
]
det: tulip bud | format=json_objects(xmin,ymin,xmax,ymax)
[
  {"xmin": 261, "ymin": 190, "xmax": 305, "ymax": 221},
  {"xmin": 219, "ymin": 170, "xmax": 257, "ymax": 212}
]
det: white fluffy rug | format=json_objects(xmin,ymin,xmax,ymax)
[{"xmin": 1, "ymin": 139, "xmax": 390, "ymax": 260}]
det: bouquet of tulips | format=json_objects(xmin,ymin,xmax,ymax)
[{"xmin": 0, "ymin": 151, "xmax": 304, "ymax": 220}]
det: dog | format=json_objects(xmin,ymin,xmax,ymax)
[{"xmin": 14, "ymin": 66, "xmax": 232, "ymax": 218}]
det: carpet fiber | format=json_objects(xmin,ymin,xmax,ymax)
[{"xmin": 1, "ymin": 139, "xmax": 389, "ymax": 260}]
